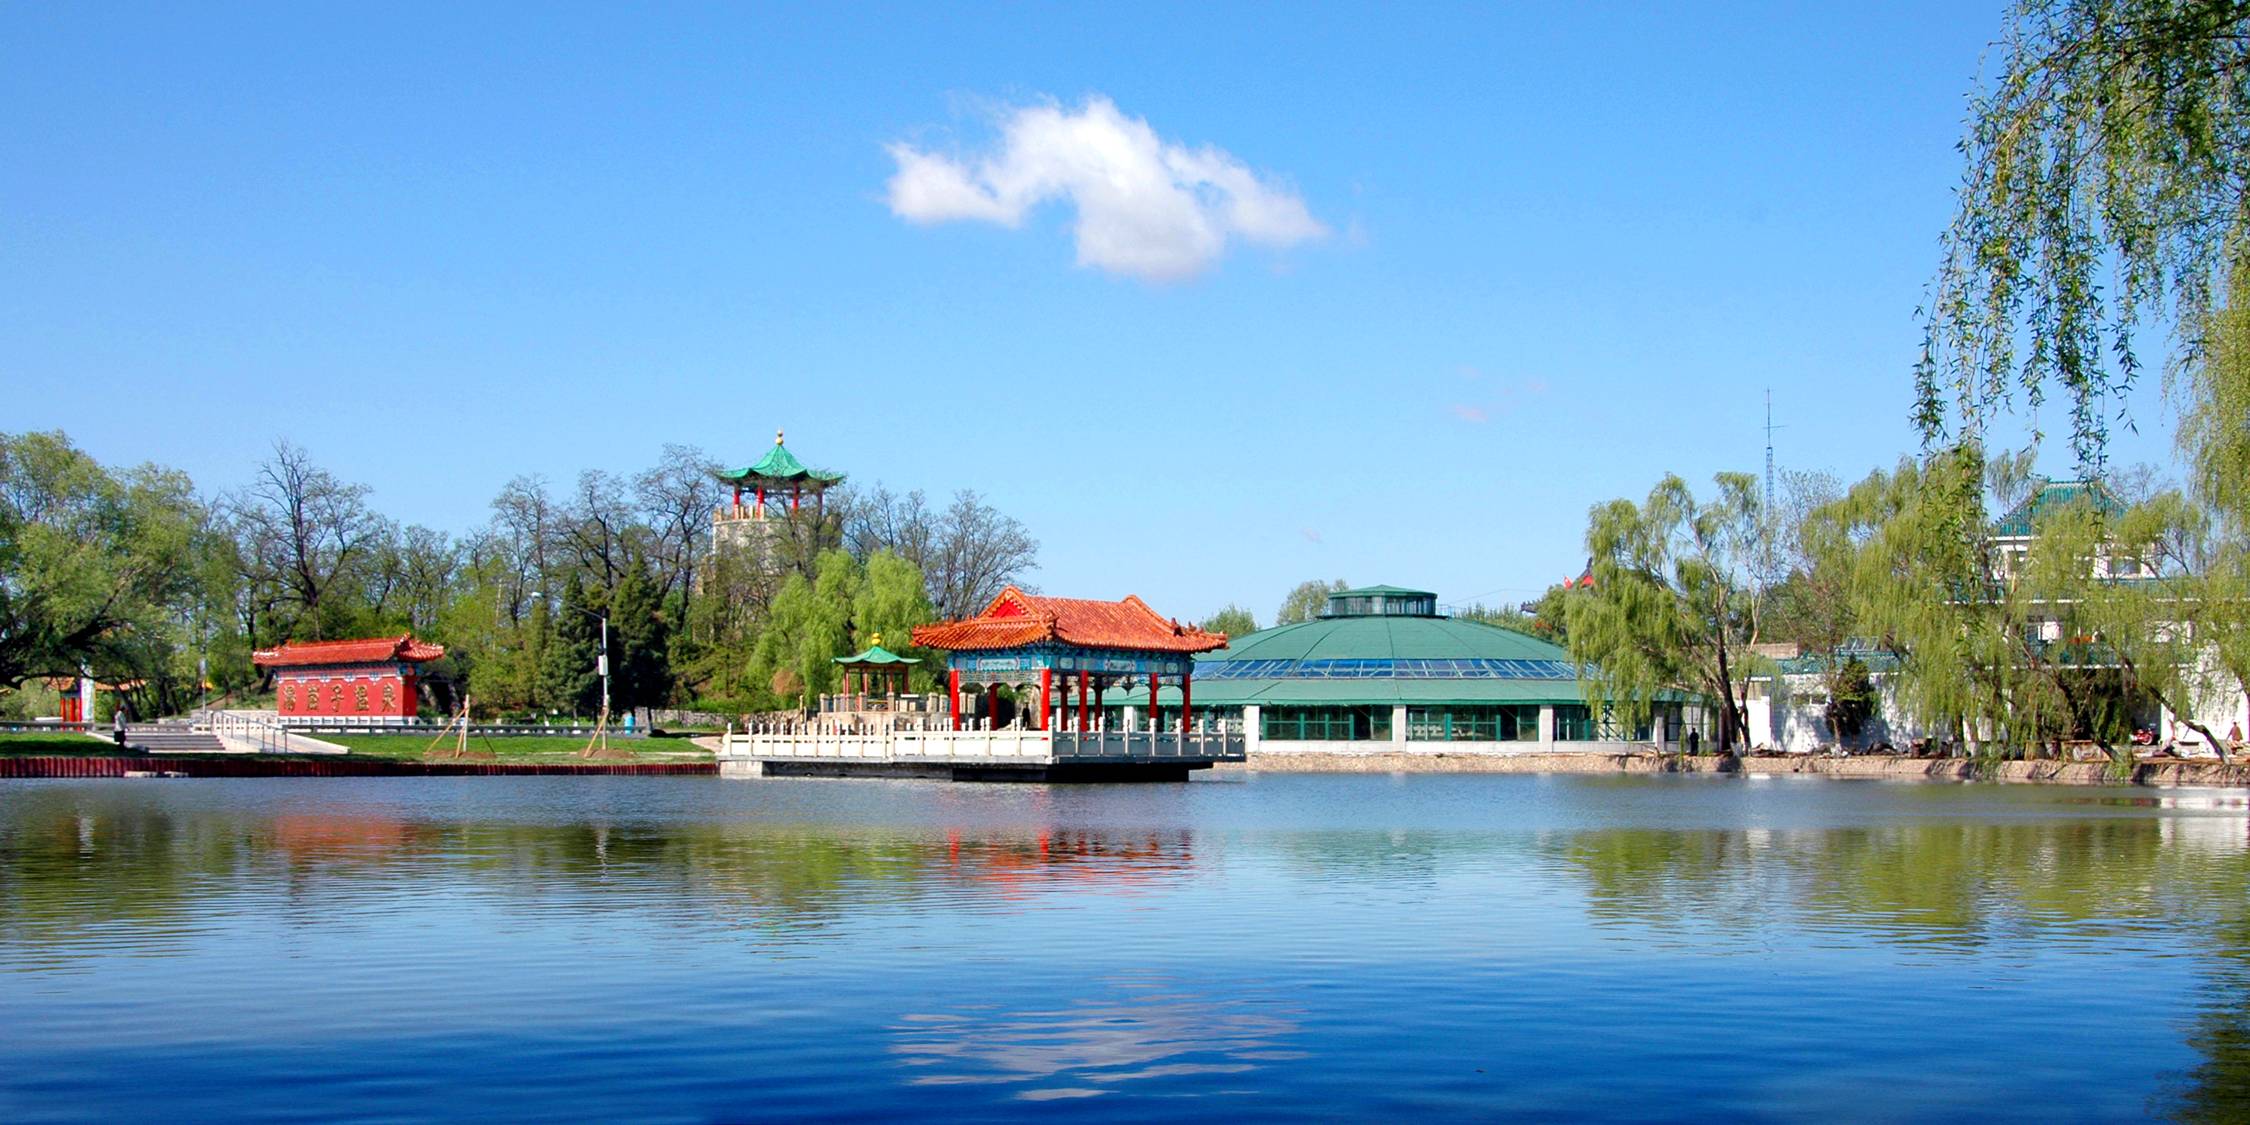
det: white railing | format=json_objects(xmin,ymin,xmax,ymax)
[
  {"xmin": 192, "ymin": 709, "xmax": 350, "ymax": 755},
  {"xmin": 721, "ymin": 717, "xmax": 1246, "ymax": 765}
]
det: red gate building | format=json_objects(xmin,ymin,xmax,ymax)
[{"xmin": 254, "ymin": 635, "xmax": 446, "ymax": 726}]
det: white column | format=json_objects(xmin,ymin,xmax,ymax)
[
  {"xmin": 1538, "ymin": 704, "xmax": 1555, "ymax": 751},
  {"xmin": 1390, "ymin": 704, "xmax": 1408, "ymax": 750},
  {"xmin": 1243, "ymin": 704, "xmax": 1262, "ymax": 755}
]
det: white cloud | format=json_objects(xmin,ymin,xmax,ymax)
[{"xmin": 885, "ymin": 96, "xmax": 1326, "ymax": 281}]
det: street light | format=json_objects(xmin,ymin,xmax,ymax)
[{"xmin": 532, "ymin": 592, "xmax": 609, "ymax": 724}]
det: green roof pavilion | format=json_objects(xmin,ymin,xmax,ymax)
[
  {"xmin": 1992, "ymin": 478, "xmax": 2125, "ymax": 538},
  {"xmin": 833, "ymin": 637, "xmax": 919, "ymax": 698},
  {"xmin": 715, "ymin": 429, "xmax": 846, "ymax": 518}
]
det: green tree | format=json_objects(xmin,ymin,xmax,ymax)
[
  {"xmin": 1566, "ymin": 473, "xmax": 1764, "ymax": 750},
  {"xmin": 1921, "ymin": 0, "xmax": 2250, "ymax": 465},
  {"xmin": 535, "ymin": 577, "xmax": 599, "ymax": 717},
  {"xmin": 1816, "ymin": 449, "xmax": 2019, "ymax": 756},
  {"xmin": 2172, "ymin": 252, "xmax": 2250, "ymax": 758},
  {"xmin": 0, "ymin": 432, "xmax": 203, "ymax": 706},
  {"xmin": 1809, "ymin": 447, "xmax": 2188, "ymax": 760},
  {"xmin": 1198, "ymin": 604, "xmax": 1259, "ymax": 638},
  {"xmin": 1521, "ymin": 583, "xmax": 1576, "ymax": 644},
  {"xmin": 851, "ymin": 550, "xmax": 939, "ymax": 690},
  {"xmin": 751, "ymin": 550, "xmax": 858, "ymax": 710},
  {"xmin": 1275, "ymin": 579, "xmax": 1347, "ymax": 625},
  {"xmin": 1453, "ymin": 602, "xmax": 1530, "ymax": 630},
  {"xmin": 1825, "ymin": 657, "xmax": 1877, "ymax": 745},
  {"xmin": 607, "ymin": 565, "xmax": 672, "ymax": 710}
]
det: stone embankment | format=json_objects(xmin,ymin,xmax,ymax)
[{"xmin": 1222, "ymin": 751, "xmax": 2249, "ymax": 787}]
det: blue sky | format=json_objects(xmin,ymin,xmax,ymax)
[{"xmin": 1, "ymin": 2, "xmax": 2184, "ymax": 621}]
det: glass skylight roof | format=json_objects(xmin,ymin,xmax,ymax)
[{"xmin": 1197, "ymin": 658, "xmax": 1577, "ymax": 681}]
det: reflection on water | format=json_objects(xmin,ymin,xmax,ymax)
[
  {"xmin": 895, "ymin": 976, "xmax": 1290, "ymax": 1101},
  {"xmin": 2, "ymin": 775, "xmax": 2247, "ymax": 1120}
]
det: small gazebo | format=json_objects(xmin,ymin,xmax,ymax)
[{"xmin": 833, "ymin": 635, "xmax": 919, "ymax": 707}]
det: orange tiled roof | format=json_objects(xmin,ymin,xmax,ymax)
[
  {"xmin": 253, "ymin": 635, "xmax": 447, "ymax": 667},
  {"xmin": 911, "ymin": 587, "xmax": 1228, "ymax": 654}
]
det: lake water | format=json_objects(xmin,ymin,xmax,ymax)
[{"xmin": 2, "ymin": 773, "xmax": 2246, "ymax": 1122}]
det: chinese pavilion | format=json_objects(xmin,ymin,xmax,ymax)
[
  {"xmin": 714, "ymin": 429, "xmax": 845, "ymax": 520},
  {"xmin": 833, "ymin": 635, "xmax": 919, "ymax": 701},
  {"xmin": 254, "ymin": 635, "xmax": 446, "ymax": 725},
  {"xmin": 911, "ymin": 587, "xmax": 1229, "ymax": 733},
  {"xmin": 711, "ymin": 429, "xmax": 846, "ymax": 573}
]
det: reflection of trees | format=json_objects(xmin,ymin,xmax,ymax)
[
  {"xmin": 1270, "ymin": 831, "xmax": 1444, "ymax": 885},
  {"xmin": 1557, "ymin": 815, "xmax": 2250, "ymax": 1115},
  {"xmin": 7, "ymin": 786, "xmax": 2250, "ymax": 1111},
  {"xmin": 1566, "ymin": 829, "xmax": 1752, "ymax": 934},
  {"xmin": 0, "ymin": 791, "xmax": 1200, "ymax": 956},
  {"xmin": 1558, "ymin": 817, "xmax": 2250, "ymax": 948},
  {"xmin": 2160, "ymin": 904, "xmax": 2250, "ymax": 1122}
]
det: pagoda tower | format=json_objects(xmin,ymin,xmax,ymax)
[{"xmin": 710, "ymin": 429, "xmax": 846, "ymax": 571}]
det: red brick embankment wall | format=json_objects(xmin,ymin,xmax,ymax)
[{"xmin": 0, "ymin": 756, "xmax": 716, "ymax": 779}]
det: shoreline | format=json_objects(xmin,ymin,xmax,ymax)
[
  {"xmin": 0, "ymin": 755, "xmax": 715, "ymax": 779},
  {"xmin": 3, "ymin": 751, "xmax": 2241, "ymax": 787},
  {"xmin": 1219, "ymin": 751, "xmax": 2250, "ymax": 787}
]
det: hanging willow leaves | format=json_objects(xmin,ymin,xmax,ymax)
[
  {"xmin": 1566, "ymin": 473, "xmax": 1764, "ymax": 751},
  {"xmin": 1920, "ymin": 0, "xmax": 2250, "ymax": 466}
]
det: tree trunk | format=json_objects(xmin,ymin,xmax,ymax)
[{"xmin": 1713, "ymin": 639, "xmax": 1738, "ymax": 753}]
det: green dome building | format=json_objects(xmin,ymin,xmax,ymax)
[{"xmin": 1112, "ymin": 586, "xmax": 1675, "ymax": 752}]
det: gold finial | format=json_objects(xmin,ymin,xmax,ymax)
[
  {"xmin": 775, "ymin": 428, "xmax": 785, "ymax": 445},
  {"xmin": 871, "ymin": 632, "xmax": 883, "ymax": 648}
]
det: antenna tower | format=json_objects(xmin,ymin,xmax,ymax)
[{"xmin": 1763, "ymin": 389, "xmax": 1779, "ymax": 511}]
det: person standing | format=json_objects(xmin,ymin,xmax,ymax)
[{"xmin": 111, "ymin": 700, "xmax": 129, "ymax": 749}]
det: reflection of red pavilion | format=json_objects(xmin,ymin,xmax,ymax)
[{"xmin": 254, "ymin": 635, "xmax": 445, "ymax": 726}]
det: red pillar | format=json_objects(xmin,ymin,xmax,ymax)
[
  {"xmin": 731, "ymin": 483, "xmax": 742, "ymax": 507},
  {"xmin": 1038, "ymin": 668, "xmax": 1053, "ymax": 731},
  {"xmin": 754, "ymin": 486, "xmax": 765, "ymax": 516},
  {"xmin": 1077, "ymin": 671, "xmax": 1089, "ymax": 732},
  {"xmin": 1148, "ymin": 673, "xmax": 1161, "ymax": 732},
  {"xmin": 948, "ymin": 669, "xmax": 961, "ymax": 730},
  {"xmin": 1180, "ymin": 673, "xmax": 1192, "ymax": 735}
]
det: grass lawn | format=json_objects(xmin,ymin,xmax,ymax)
[
  {"xmin": 0, "ymin": 730, "xmax": 712, "ymax": 763},
  {"xmin": 0, "ymin": 733, "xmax": 117, "ymax": 757},
  {"xmin": 329, "ymin": 734, "xmax": 713, "ymax": 762}
]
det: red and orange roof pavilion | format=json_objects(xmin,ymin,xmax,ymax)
[{"xmin": 911, "ymin": 587, "xmax": 1227, "ymax": 733}]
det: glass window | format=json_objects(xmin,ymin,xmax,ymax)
[
  {"xmin": 1406, "ymin": 705, "xmax": 1542, "ymax": 741},
  {"xmin": 1553, "ymin": 704, "xmax": 1594, "ymax": 741},
  {"xmin": 1261, "ymin": 705, "xmax": 1392, "ymax": 741}
]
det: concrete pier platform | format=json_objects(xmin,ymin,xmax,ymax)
[{"xmin": 717, "ymin": 726, "xmax": 1244, "ymax": 782}]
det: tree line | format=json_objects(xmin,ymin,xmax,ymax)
[
  {"xmin": 1563, "ymin": 0, "xmax": 2250, "ymax": 761},
  {"xmin": 0, "ymin": 432, "xmax": 1037, "ymax": 721}
]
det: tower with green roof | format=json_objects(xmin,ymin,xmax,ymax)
[{"xmin": 711, "ymin": 429, "xmax": 846, "ymax": 570}]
